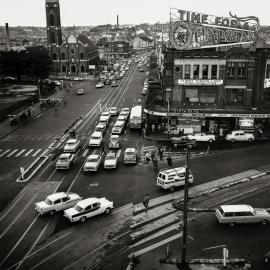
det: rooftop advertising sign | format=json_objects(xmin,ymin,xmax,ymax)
[{"xmin": 169, "ymin": 9, "xmax": 260, "ymax": 50}]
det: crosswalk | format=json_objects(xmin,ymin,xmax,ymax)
[
  {"xmin": 0, "ymin": 148, "xmax": 45, "ymax": 158},
  {"xmin": 0, "ymin": 134, "xmax": 58, "ymax": 142}
]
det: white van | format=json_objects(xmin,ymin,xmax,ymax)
[{"xmin": 156, "ymin": 167, "xmax": 194, "ymax": 192}]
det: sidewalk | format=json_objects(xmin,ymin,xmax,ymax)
[{"xmin": 0, "ymin": 88, "xmax": 70, "ymax": 140}]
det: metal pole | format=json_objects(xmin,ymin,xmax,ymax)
[
  {"xmin": 167, "ymin": 100, "xmax": 170, "ymax": 137},
  {"xmin": 181, "ymin": 146, "xmax": 190, "ymax": 268}
]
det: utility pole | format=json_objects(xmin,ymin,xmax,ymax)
[{"xmin": 181, "ymin": 145, "xmax": 191, "ymax": 269}]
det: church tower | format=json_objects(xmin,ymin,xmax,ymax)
[{"xmin": 45, "ymin": 0, "xmax": 62, "ymax": 64}]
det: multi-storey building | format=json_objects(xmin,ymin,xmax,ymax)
[{"xmin": 104, "ymin": 41, "xmax": 130, "ymax": 59}]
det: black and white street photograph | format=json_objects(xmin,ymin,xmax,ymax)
[{"xmin": 1, "ymin": 0, "xmax": 270, "ymax": 269}]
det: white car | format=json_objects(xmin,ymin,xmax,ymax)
[
  {"xmin": 35, "ymin": 192, "xmax": 82, "ymax": 215},
  {"xmin": 124, "ymin": 148, "xmax": 137, "ymax": 164},
  {"xmin": 104, "ymin": 152, "xmax": 118, "ymax": 169},
  {"xmin": 112, "ymin": 121, "xmax": 124, "ymax": 134},
  {"xmin": 187, "ymin": 133, "xmax": 216, "ymax": 142},
  {"xmin": 76, "ymin": 88, "xmax": 84, "ymax": 95},
  {"xmin": 109, "ymin": 107, "xmax": 118, "ymax": 116},
  {"xmin": 117, "ymin": 115, "xmax": 126, "ymax": 124},
  {"xmin": 63, "ymin": 197, "xmax": 114, "ymax": 222},
  {"xmin": 95, "ymin": 123, "xmax": 106, "ymax": 135},
  {"xmin": 121, "ymin": 107, "xmax": 130, "ymax": 114},
  {"xmin": 225, "ymin": 130, "xmax": 254, "ymax": 142},
  {"xmin": 56, "ymin": 153, "xmax": 75, "ymax": 169},
  {"xmin": 53, "ymin": 80, "xmax": 61, "ymax": 86},
  {"xmin": 89, "ymin": 131, "xmax": 103, "ymax": 147},
  {"xmin": 63, "ymin": 139, "xmax": 80, "ymax": 153},
  {"xmin": 119, "ymin": 109, "xmax": 130, "ymax": 120},
  {"xmin": 109, "ymin": 135, "xmax": 120, "ymax": 149},
  {"xmin": 84, "ymin": 154, "xmax": 102, "ymax": 172},
  {"xmin": 100, "ymin": 111, "xmax": 111, "ymax": 121},
  {"xmin": 96, "ymin": 82, "xmax": 104, "ymax": 88}
]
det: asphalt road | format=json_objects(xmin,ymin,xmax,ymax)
[{"xmin": 1, "ymin": 57, "xmax": 270, "ymax": 269}]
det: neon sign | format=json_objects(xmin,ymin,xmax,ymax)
[{"xmin": 169, "ymin": 10, "xmax": 260, "ymax": 50}]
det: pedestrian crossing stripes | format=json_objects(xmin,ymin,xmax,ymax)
[
  {"xmin": 0, "ymin": 134, "xmax": 58, "ymax": 142},
  {"xmin": 0, "ymin": 148, "xmax": 44, "ymax": 158}
]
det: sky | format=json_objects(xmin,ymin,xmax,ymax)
[{"xmin": 1, "ymin": 0, "xmax": 270, "ymax": 27}]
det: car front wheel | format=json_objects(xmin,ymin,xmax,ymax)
[
  {"xmin": 261, "ymin": 219, "xmax": 268, "ymax": 226},
  {"xmin": 231, "ymin": 139, "xmax": 235, "ymax": 142},
  {"xmin": 49, "ymin": 210, "xmax": 56, "ymax": 216},
  {"xmin": 105, "ymin": 208, "xmax": 112, "ymax": 214},
  {"xmin": 80, "ymin": 216, "xmax": 86, "ymax": 223},
  {"xmin": 209, "ymin": 139, "xmax": 213, "ymax": 143},
  {"xmin": 248, "ymin": 138, "xmax": 253, "ymax": 143}
]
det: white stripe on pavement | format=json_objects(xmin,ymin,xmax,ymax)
[
  {"xmin": 7, "ymin": 149, "xmax": 18, "ymax": 157},
  {"xmin": 0, "ymin": 149, "xmax": 10, "ymax": 157},
  {"xmin": 32, "ymin": 149, "xmax": 42, "ymax": 157},
  {"xmin": 15, "ymin": 149, "xmax": 26, "ymax": 157},
  {"xmin": 116, "ymin": 150, "xmax": 121, "ymax": 158},
  {"xmin": 24, "ymin": 149, "xmax": 34, "ymax": 157},
  {"xmin": 82, "ymin": 149, "xmax": 89, "ymax": 157}
]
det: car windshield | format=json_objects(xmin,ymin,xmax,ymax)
[
  {"xmin": 45, "ymin": 198, "xmax": 53, "ymax": 205},
  {"xmin": 111, "ymin": 137, "xmax": 118, "ymax": 142},
  {"xmin": 106, "ymin": 155, "xmax": 115, "ymax": 160},
  {"xmin": 59, "ymin": 157, "xmax": 68, "ymax": 162},
  {"xmin": 67, "ymin": 142, "xmax": 75, "ymax": 147},
  {"xmin": 87, "ymin": 157, "xmax": 99, "ymax": 162},
  {"xmin": 92, "ymin": 136, "xmax": 101, "ymax": 140},
  {"xmin": 74, "ymin": 205, "xmax": 83, "ymax": 212},
  {"xmin": 126, "ymin": 151, "xmax": 135, "ymax": 155}
]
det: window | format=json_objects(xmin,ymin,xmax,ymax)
[
  {"xmin": 199, "ymin": 88, "xmax": 216, "ymax": 103},
  {"xmin": 70, "ymin": 48, "xmax": 75, "ymax": 54},
  {"xmin": 211, "ymin": 65, "xmax": 218, "ymax": 79},
  {"xmin": 193, "ymin": 64, "xmax": 200, "ymax": 79},
  {"xmin": 227, "ymin": 62, "xmax": 236, "ymax": 78},
  {"xmin": 51, "ymin": 32, "xmax": 55, "ymax": 44},
  {"xmin": 61, "ymin": 53, "xmax": 65, "ymax": 60},
  {"xmin": 266, "ymin": 64, "xmax": 270, "ymax": 79},
  {"xmin": 71, "ymin": 65, "xmax": 76, "ymax": 73},
  {"xmin": 62, "ymin": 66, "xmax": 66, "ymax": 73},
  {"xmin": 185, "ymin": 88, "xmax": 198, "ymax": 102},
  {"xmin": 237, "ymin": 62, "xmax": 246, "ymax": 78},
  {"xmin": 227, "ymin": 89, "xmax": 243, "ymax": 104},
  {"xmin": 80, "ymin": 66, "xmax": 85, "ymax": 72},
  {"xmin": 62, "ymin": 197, "xmax": 69, "ymax": 202},
  {"xmin": 202, "ymin": 65, "xmax": 209, "ymax": 79},
  {"xmin": 54, "ymin": 199, "xmax": 61, "ymax": 204},
  {"xmin": 52, "ymin": 53, "xmax": 57, "ymax": 60},
  {"xmin": 80, "ymin": 52, "xmax": 84, "ymax": 60},
  {"xmin": 50, "ymin": 13, "xmax": 55, "ymax": 26},
  {"xmin": 184, "ymin": 65, "xmax": 191, "ymax": 79}
]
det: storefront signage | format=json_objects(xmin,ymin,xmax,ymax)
[
  {"xmin": 89, "ymin": 65, "xmax": 96, "ymax": 69},
  {"xmin": 178, "ymin": 79, "xmax": 223, "ymax": 86},
  {"xmin": 239, "ymin": 118, "xmax": 254, "ymax": 127},
  {"xmin": 264, "ymin": 78, "xmax": 270, "ymax": 88},
  {"xmin": 169, "ymin": 9, "xmax": 259, "ymax": 50}
]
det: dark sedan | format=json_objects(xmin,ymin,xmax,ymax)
[{"xmin": 171, "ymin": 136, "xmax": 198, "ymax": 148}]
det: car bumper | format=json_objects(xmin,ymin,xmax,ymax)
[
  {"xmin": 84, "ymin": 167, "xmax": 97, "ymax": 172},
  {"xmin": 124, "ymin": 160, "xmax": 136, "ymax": 164},
  {"xmin": 63, "ymin": 215, "xmax": 76, "ymax": 222}
]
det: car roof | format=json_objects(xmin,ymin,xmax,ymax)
[
  {"xmin": 96, "ymin": 123, "xmax": 105, "ymax": 128},
  {"xmin": 110, "ymin": 107, "xmax": 117, "ymax": 110},
  {"xmin": 106, "ymin": 152, "xmax": 116, "ymax": 157},
  {"xmin": 111, "ymin": 134, "xmax": 119, "ymax": 138},
  {"xmin": 114, "ymin": 121, "xmax": 124, "ymax": 126},
  {"xmin": 87, "ymin": 154, "xmax": 100, "ymax": 159},
  {"xmin": 67, "ymin": 139, "xmax": 77, "ymax": 143},
  {"xmin": 220, "ymin": 205, "xmax": 253, "ymax": 212},
  {"xmin": 159, "ymin": 167, "xmax": 186, "ymax": 175},
  {"xmin": 92, "ymin": 131, "xmax": 102, "ymax": 136},
  {"xmin": 47, "ymin": 192, "xmax": 67, "ymax": 201},
  {"xmin": 77, "ymin": 198, "xmax": 98, "ymax": 208},
  {"xmin": 125, "ymin": 148, "xmax": 135, "ymax": 152},
  {"xmin": 59, "ymin": 153, "xmax": 71, "ymax": 158}
]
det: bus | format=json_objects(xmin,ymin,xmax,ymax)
[
  {"xmin": 100, "ymin": 70, "xmax": 109, "ymax": 81},
  {"xmin": 129, "ymin": 105, "xmax": 143, "ymax": 129}
]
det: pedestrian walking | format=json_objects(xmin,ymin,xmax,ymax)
[
  {"xmin": 54, "ymin": 108, "xmax": 58, "ymax": 116},
  {"xmin": 167, "ymin": 154, "xmax": 172, "ymax": 167},
  {"xmin": 152, "ymin": 156, "xmax": 158, "ymax": 170},
  {"xmin": 101, "ymin": 145, "xmax": 106, "ymax": 155},
  {"xmin": 145, "ymin": 152, "xmax": 151, "ymax": 164},
  {"xmin": 151, "ymin": 149, "xmax": 156, "ymax": 160},
  {"xmin": 151, "ymin": 123, "xmax": 155, "ymax": 133},
  {"xmin": 143, "ymin": 193, "xmax": 150, "ymax": 213},
  {"xmin": 158, "ymin": 146, "xmax": 164, "ymax": 160}
]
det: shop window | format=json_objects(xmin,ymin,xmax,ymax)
[
  {"xmin": 199, "ymin": 88, "xmax": 216, "ymax": 103},
  {"xmin": 227, "ymin": 62, "xmax": 236, "ymax": 78},
  {"xmin": 226, "ymin": 89, "xmax": 243, "ymax": 104},
  {"xmin": 211, "ymin": 65, "xmax": 218, "ymax": 79},
  {"xmin": 193, "ymin": 65, "xmax": 200, "ymax": 79},
  {"xmin": 51, "ymin": 32, "xmax": 55, "ymax": 44},
  {"xmin": 185, "ymin": 88, "xmax": 198, "ymax": 102},
  {"xmin": 202, "ymin": 65, "xmax": 209, "ymax": 79},
  {"xmin": 61, "ymin": 53, "xmax": 65, "ymax": 60},
  {"xmin": 237, "ymin": 62, "xmax": 246, "ymax": 78},
  {"xmin": 184, "ymin": 65, "xmax": 191, "ymax": 79},
  {"xmin": 80, "ymin": 52, "xmax": 84, "ymax": 60},
  {"xmin": 52, "ymin": 53, "xmax": 57, "ymax": 60},
  {"xmin": 174, "ymin": 65, "xmax": 183, "ymax": 76},
  {"xmin": 80, "ymin": 66, "xmax": 85, "ymax": 72},
  {"xmin": 266, "ymin": 64, "xmax": 270, "ymax": 79},
  {"xmin": 70, "ymin": 48, "xmax": 75, "ymax": 54},
  {"xmin": 62, "ymin": 66, "xmax": 66, "ymax": 73}
]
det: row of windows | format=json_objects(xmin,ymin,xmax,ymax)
[
  {"xmin": 227, "ymin": 62, "xmax": 247, "ymax": 78},
  {"xmin": 61, "ymin": 65, "xmax": 86, "ymax": 73},
  {"xmin": 52, "ymin": 53, "xmax": 85, "ymax": 60}
]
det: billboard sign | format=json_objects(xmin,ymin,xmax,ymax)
[
  {"xmin": 178, "ymin": 79, "xmax": 223, "ymax": 86},
  {"xmin": 169, "ymin": 9, "xmax": 260, "ymax": 50}
]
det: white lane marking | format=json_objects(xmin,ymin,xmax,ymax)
[
  {"xmin": 14, "ymin": 221, "xmax": 49, "ymax": 270},
  {"xmin": 7, "ymin": 149, "xmax": 18, "ymax": 157},
  {"xmin": 24, "ymin": 149, "xmax": 34, "ymax": 157},
  {"xmin": 53, "ymin": 176, "xmax": 65, "ymax": 193},
  {"xmin": 116, "ymin": 150, "xmax": 121, "ymax": 158},
  {"xmin": 32, "ymin": 149, "xmax": 42, "ymax": 157},
  {"xmin": 82, "ymin": 149, "xmax": 89, "ymax": 157},
  {"xmin": 15, "ymin": 149, "xmax": 26, "ymax": 157},
  {"xmin": 0, "ymin": 214, "xmax": 40, "ymax": 267}
]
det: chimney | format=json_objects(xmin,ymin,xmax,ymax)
[
  {"xmin": 5, "ymin": 23, "xmax": 11, "ymax": 52},
  {"xmin": 117, "ymin": 15, "xmax": 119, "ymax": 28}
]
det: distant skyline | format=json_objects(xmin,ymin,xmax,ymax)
[{"xmin": 1, "ymin": 0, "xmax": 270, "ymax": 27}]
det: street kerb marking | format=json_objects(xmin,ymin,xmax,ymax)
[
  {"xmin": 15, "ymin": 149, "xmax": 26, "ymax": 157},
  {"xmin": 0, "ymin": 150, "xmax": 11, "ymax": 157},
  {"xmin": 82, "ymin": 149, "xmax": 89, "ymax": 157},
  {"xmin": 32, "ymin": 149, "xmax": 42, "ymax": 157},
  {"xmin": 0, "ymin": 192, "xmax": 39, "ymax": 240},
  {"xmin": 0, "ymin": 214, "xmax": 40, "ymax": 267},
  {"xmin": 14, "ymin": 221, "xmax": 49, "ymax": 270},
  {"xmin": 7, "ymin": 149, "xmax": 18, "ymax": 157},
  {"xmin": 29, "ymin": 239, "xmax": 79, "ymax": 270}
]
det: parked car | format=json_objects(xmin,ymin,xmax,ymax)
[
  {"xmin": 84, "ymin": 154, "xmax": 102, "ymax": 172},
  {"xmin": 112, "ymin": 121, "xmax": 124, "ymax": 134},
  {"xmin": 63, "ymin": 139, "xmax": 81, "ymax": 153},
  {"xmin": 187, "ymin": 133, "xmax": 216, "ymax": 142},
  {"xmin": 109, "ymin": 107, "xmax": 118, "ymax": 116},
  {"xmin": 104, "ymin": 79, "xmax": 111, "ymax": 85},
  {"xmin": 225, "ymin": 130, "xmax": 254, "ymax": 142},
  {"xmin": 171, "ymin": 136, "xmax": 197, "ymax": 148},
  {"xmin": 53, "ymin": 80, "xmax": 61, "ymax": 86},
  {"xmin": 104, "ymin": 152, "xmax": 118, "ymax": 169},
  {"xmin": 96, "ymin": 82, "xmax": 104, "ymax": 88},
  {"xmin": 117, "ymin": 115, "xmax": 126, "ymax": 124},
  {"xmin": 56, "ymin": 153, "xmax": 76, "ymax": 169},
  {"xmin": 124, "ymin": 148, "xmax": 137, "ymax": 164},
  {"xmin": 89, "ymin": 131, "xmax": 103, "ymax": 147},
  {"xmin": 109, "ymin": 135, "xmax": 120, "ymax": 149},
  {"xmin": 215, "ymin": 204, "xmax": 270, "ymax": 226},
  {"xmin": 111, "ymin": 80, "xmax": 118, "ymax": 87},
  {"xmin": 95, "ymin": 123, "xmax": 106, "ymax": 135},
  {"xmin": 76, "ymin": 88, "xmax": 84, "ymax": 95},
  {"xmin": 63, "ymin": 197, "xmax": 114, "ymax": 222},
  {"xmin": 35, "ymin": 192, "xmax": 82, "ymax": 215}
]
